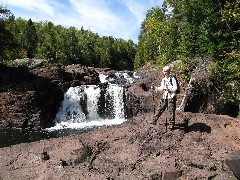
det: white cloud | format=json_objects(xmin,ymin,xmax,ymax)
[
  {"xmin": 69, "ymin": 0, "xmax": 122, "ymax": 31},
  {"xmin": 1, "ymin": 0, "xmax": 57, "ymax": 16},
  {"xmin": 1, "ymin": 0, "xmax": 163, "ymax": 43},
  {"xmin": 123, "ymin": 0, "xmax": 161, "ymax": 23},
  {"xmin": 122, "ymin": 0, "xmax": 146, "ymax": 24}
]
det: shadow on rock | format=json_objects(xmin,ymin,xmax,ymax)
[
  {"xmin": 175, "ymin": 120, "xmax": 189, "ymax": 131},
  {"xmin": 186, "ymin": 123, "xmax": 211, "ymax": 133}
]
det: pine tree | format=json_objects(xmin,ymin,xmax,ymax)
[{"xmin": 26, "ymin": 19, "xmax": 38, "ymax": 58}]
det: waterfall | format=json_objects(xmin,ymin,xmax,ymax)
[
  {"xmin": 54, "ymin": 85, "xmax": 101, "ymax": 124},
  {"xmin": 85, "ymin": 86, "xmax": 101, "ymax": 120},
  {"xmin": 51, "ymin": 79, "xmax": 126, "ymax": 130},
  {"xmin": 106, "ymin": 84, "xmax": 125, "ymax": 119}
]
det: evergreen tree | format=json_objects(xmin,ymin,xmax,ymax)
[
  {"xmin": 25, "ymin": 19, "xmax": 38, "ymax": 58},
  {"xmin": 0, "ymin": 6, "xmax": 16, "ymax": 61},
  {"xmin": 2, "ymin": 9, "xmax": 135, "ymax": 70}
]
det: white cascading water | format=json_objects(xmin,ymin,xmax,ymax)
[
  {"xmin": 56, "ymin": 85, "xmax": 103, "ymax": 122},
  {"xmin": 49, "ymin": 73, "xmax": 127, "ymax": 130},
  {"xmin": 107, "ymin": 84, "xmax": 125, "ymax": 119},
  {"xmin": 85, "ymin": 85, "xmax": 101, "ymax": 120}
]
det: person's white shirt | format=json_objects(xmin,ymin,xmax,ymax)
[{"xmin": 155, "ymin": 75, "xmax": 177, "ymax": 99}]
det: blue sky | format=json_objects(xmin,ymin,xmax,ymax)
[{"xmin": 1, "ymin": 0, "xmax": 163, "ymax": 43}]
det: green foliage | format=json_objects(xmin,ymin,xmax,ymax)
[
  {"xmin": 136, "ymin": 0, "xmax": 238, "ymax": 64},
  {"xmin": 221, "ymin": 1, "xmax": 240, "ymax": 24},
  {"xmin": 4, "ymin": 17, "xmax": 27, "ymax": 58},
  {"xmin": 26, "ymin": 19, "xmax": 38, "ymax": 58},
  {"xmin": 136, "ymin": 0, "xmax": 240, "ymax": 106},
  {"xmin": 0, "ymin": 5, "xmax": 11, "ymax": 19},
  {"xmin": 135, "ymin": 7, "xmax": 166, "ymax": 68},
  {"xmin": 210, "ymin": 53, "xmax": 240, "ymax": 104},
  {"xmin": 1, "ymin": 10, "xmax": 136, "ymax": 70},
  {"xmin": 0, "ymin": 6, "xmax": 17, "ymax": 61},
  {"xmin": 36, "ymin": 21, "xmax": 59, "ymax": 62},
  {"xmin": 216, "ymin": 0, "xmax": 240, "ymax": 105}
]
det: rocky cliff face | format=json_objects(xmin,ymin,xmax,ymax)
[{"xmin": 0, "ymin": 64, "xmax": 99, "ymax": 129}]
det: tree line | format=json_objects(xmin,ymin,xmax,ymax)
[
  {"xmin": 135, "ymin": 0, "xmax": 239, "ymax": 109},
  {"xmin": 0, "ymin": 1, "xmax": 239, "ymax": 113},
  {"xmin": 0, "ymin": 6, "xmax": 135, "ymax": 70}
]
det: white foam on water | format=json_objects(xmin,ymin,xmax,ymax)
[
  {"xmin": 47, "ymin": 118, "xmax": 125, "ymax": 131},
  {"xmin": 85, "ymin": 85, "xmax": 101, "ymax": 120},
  {"xmin": 48, "ymin": 84, "xmax": 125, "ymax": 131},
  {"xmin": 99, "ymin": 73, "xmax": 108, "ymax": 83},
  {"xmin": 54, "ymin": 86, "xmax": 87, "ymax": 123},
  {"xmin": 115, "ymin": 72, "xmax": 135, "ymax": 84}
]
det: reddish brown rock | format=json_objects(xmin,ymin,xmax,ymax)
[
  {"xmin": 0, "ymin": 64, "xmax": 100, "ymax": 129},
  {"xmin": 0, "ymin": 112, "xmax": 239, "ymax": 179},
  {"xmin": 1, "ymin": 61, "xmax": 239, "ymax": 179}
]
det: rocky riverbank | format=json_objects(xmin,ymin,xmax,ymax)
[
  {"xmin": 0, "ymin": 112, "xmax": 240, "ymax": 179},
  {"xmin": 0, "ymin": 61, "xmax": 240, "ymax": 179}
]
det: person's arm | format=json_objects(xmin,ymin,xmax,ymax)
[{"xmin": 155, "ymin": 78, "xmax": 165, "ymax": 92}]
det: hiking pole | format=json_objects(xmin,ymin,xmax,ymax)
[
  {"xmin": 151, "ymin": 83, "xmax": 155, "ymax": 114},
  {"xmin": 165, "ymin": 99, "xmax": 168, "ymax": 133},
  {"xmin": 165, "ymin": 89, "xmax": 169, "ymax": 133}
]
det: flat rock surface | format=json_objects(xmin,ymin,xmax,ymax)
[{"xmin": 1, "ymin": 112, "xmax": 240, "ymax": 179}]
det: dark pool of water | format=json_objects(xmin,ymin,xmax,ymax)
[{"xmin": 0, "ymin": 127, "xmax": 96, "ymax": 148}]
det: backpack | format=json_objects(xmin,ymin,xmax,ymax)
[{"xmin": 169, "ymin": 74, "xmax": 180, "ymax": 94}]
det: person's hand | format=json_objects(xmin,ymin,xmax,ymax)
[
  {"xmin": 165, "ymin": 85, "xmax": 171, "ymax": 92},
  {"xmin": 150, "ymin": 83, "xmax": 155, "ymax": 90}
]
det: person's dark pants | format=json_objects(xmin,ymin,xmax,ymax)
[{"xmin": 152, "ymin": 97, "xmax": 176, "ymax": 127}]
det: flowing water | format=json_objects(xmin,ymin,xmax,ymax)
[
  {"xmin": 0, "ymin": 71, "xmax": 140, "ymax": 148},
  {"xmin": 49, "ymin": 83, "xmax": 125, "ymax": 130}
]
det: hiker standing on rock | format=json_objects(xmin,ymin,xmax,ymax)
[{"xmin": 151, "ymin": 65, "xmax": 178, "ymax": 130}]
